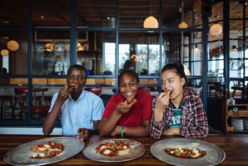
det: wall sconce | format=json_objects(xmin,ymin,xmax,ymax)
[
  {"xmin": 232, "ymin": 45, "xmax": 237, "ymax": 51},
  {"xmin": 7, "ymin": 40, "xmax": 19, "ymax": 51}
]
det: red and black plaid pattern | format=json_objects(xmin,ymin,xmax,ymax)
[{"xmin": 149, "ymin": 90, "xmax": 208, "ymax": 139}]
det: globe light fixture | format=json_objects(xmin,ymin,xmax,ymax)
[
  {"xmin": 143, "ymin": 16, "xmax": 158, "ymax": 28},
  {"xmin": 209, "ymin": 23, "xmax": 223, "ymax": 36},
  {"xmin": 1, "ymin": 49, "xmax": 9, "ymax": 56},
  {"xmin": 7, "ymin": 40, "xmax": 19, "ymax": 51}
]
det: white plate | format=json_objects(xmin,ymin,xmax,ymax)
[
  {"xmin": 150, "ymin": 138, "xmax": 225, "ymax": 166},
  {"xmin": 83, "ymin": 138, "xmax": 145, "ymax": 162},
  {"xmin": 4, "ymin": 137, "xmax": 85, "ymax": 166}
]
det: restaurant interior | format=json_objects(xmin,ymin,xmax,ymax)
[{"xmin": 0, "ymin": 0, "xmax": 247, "ymax": 135}]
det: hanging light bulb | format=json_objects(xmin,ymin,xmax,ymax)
[
  {"xmin": 178, "ymin": 2, "xmax": 188, "ymax": 29},
  {"xmin": 143, "ymin": 16, "xmax": 158, "ymax": 28},
  {"xmin": 178, "ymin": 21, "xmax": 188, "ymax": 28},
  {"xmin": 1, "ymin": 49, "xmax": 9, "ymax": 56},
  {"xmin": 195, "ymin": 44, "xmax": 199, "ymax": 50},
  {"xmin": 7, "ymin": 40, "xmax": 19, "ymax": 51},
  {"xmin": 209, "ymin": 23, "xmax": 222, "ymax": 36},
  {"xmin": 232, "ymin": 45, "xmax": 237, "ymax": 51}
]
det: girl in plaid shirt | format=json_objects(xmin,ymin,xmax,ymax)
[{"xmin": 149, "ymin": 62, "xmax": 208, "ymax": 139}]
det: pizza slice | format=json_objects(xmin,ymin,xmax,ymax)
[
  {"xmin": 69, "ymin": 83, "xmax": 79, "ymax": 89},
  {"xmin": 30, "ymin": 141, "xmax": 64, "ymax": 159},
  {"xmin": 95, "ymin": 141, "xmax": 132, "ymax": 157},
  {"xmin": 126, "ymin": 98, "xmax": 137, "ymax": 104},
  {"xmin": 165, "ymin": 147, "xmax": 206, "ymax": 158}
]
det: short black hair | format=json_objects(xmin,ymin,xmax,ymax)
[
  {"xmin": 161, "ymin": 62, "xmax": 187, "ymax": 87},
  {"xmin": 67, "ymin": 64, "xmax": 87, "ymax": 79},
  {"xmin": 118, "ymin": 69, "xmax": 140, "ymax": 86}
]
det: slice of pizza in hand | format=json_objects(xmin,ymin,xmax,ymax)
[
  {"xmin": 126, "ymin": 98, "xmax": 137, "ymax": 104},
  {"xmin": 30, "ymin": 141, "xmax": 64, "ymax": 159},
  {"xmin": 69, "ymin": 83, "xmax": 79, "ymax": 89},
  {"xmin": 165, "ymin": 147, "xmax": 206, "ymax": 158}
]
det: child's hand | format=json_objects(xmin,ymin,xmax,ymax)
[
  {"xmin": 115, "ymin": 101, "xmax": 135, "ymax": 114},
  {"xmin": 56, "ymin": 85, "xmax": 74, "ymax": 103},
  {"xmin": 110, "ymin": 125, "xmax": 121, "ymax": 136},
  {"xmin": 77, "ymin": 128, "xmax": 90, "ymax": 141},
  {"xmin": 155, "ymin": 92, "xmax": 170, "ymax": 113}
]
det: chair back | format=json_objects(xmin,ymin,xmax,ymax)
[{"xmin": 89, "ymin": 87, "xmax": 102, "ymax": 96}]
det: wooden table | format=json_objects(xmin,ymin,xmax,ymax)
[{"xmin": 1, "ymin": 134, "xmax": 248, "ymax": 165}]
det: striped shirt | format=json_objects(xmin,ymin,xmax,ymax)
[{"xmin": 149, "ymin": 90, "xmax": 208, "ymax": 139}]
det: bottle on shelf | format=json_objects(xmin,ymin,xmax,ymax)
[{"xmin": 229, "ymin": 95, "xmax": 233, "ymax": 104}]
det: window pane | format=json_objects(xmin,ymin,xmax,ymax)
[
  {"xmin": 119, "ymin": 32, "xmax": 160, "ymax": 75},
  {"xmin": 0, "ymin": 31, "xmax": 28, "ymax": 75},
  {"xmin": 0, "ymin": 0, "xmax": 28, "ymax": 28},
  {"xmin": 32, "ymin": 31, "xmax": 70, "ymax": 75},
  {"xmin": 77, "ymin": 0, "xmax": 116, "ymax": 28},
  {"xmin": 77, "ymin": 31, "xmax": 116, "ymax": 75},
  {"xmin": 33, "ymin": 0, "xmax": 71, "ymax": 27},
  {"xmin": 230, "ymin": 1, "xmax": 243, "ymax": 19}
]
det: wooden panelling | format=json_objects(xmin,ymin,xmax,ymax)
[
  {"xmin": 32, "ymin": 78, "xmax": 47, "ymax": 84},
  {"xmin": 148, "ymin": 79, "xmax": 157, "ymax": 85},
  {"xmin": 48, "ymin": 78, "xmax": 66, "ymax": 85},
  {"xmin": 95, "ymin": 78, "xmax": 105, "ymax": 85},
  {"xmin": 10, "ymin": 78, "xmax": 28, "ymax": 85},
  {"xmin": 86, "ymin": 78, "xmax": 96, "ymax": 85},
  {"xmin": 0, "ymin": 78, "xmax": 10, "ymax": 84},
  {"xmin": 105, "ymin": 78, "xmax": 115, "ymax": 85},
  {"xmin": 140, "ymin": 79, "xmax": 148, "ymax": 85}
]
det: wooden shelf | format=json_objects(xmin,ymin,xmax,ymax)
[{"xmin": 222, "ymin": 101, "xmax": 248, "ymax": 134}]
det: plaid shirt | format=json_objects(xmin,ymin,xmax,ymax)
[{"xmin": 149, "ymin": 90, "xmax": 208, "ymax": 139}]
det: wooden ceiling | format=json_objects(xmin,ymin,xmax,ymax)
[{"xmin": 0, "ymin": 0, "xmax": 246, "ymax": 43}]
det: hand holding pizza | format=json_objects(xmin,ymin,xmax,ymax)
[
  {"xmin": 155, "ymin": 92, "xmax": 170, "ymax": 113},
  {"xmin": 77, "ymin": 128, "xmax": 90, "ymax": 141},
  {"xmin": 115, "ymin": 100, "xmax": 135, "ymax": 115},
  {"xmin": 56, "ymin": 85, "xmax": 74, "ymax": 103}
]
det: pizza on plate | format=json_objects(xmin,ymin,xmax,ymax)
[
  {"xmin": 164, "ymin": 147, "xmax": 206, "ymax": 158},
  {"xmin": 30, "ymin": 141, "xmax": 64, "ymax": 159},
  {"xmin": 126, "ymin": 98, "xmax": 137, "ymax": 104},
  {"xmin": 95, "ymin": 141, "xmax": 132, "ymax": 157}
]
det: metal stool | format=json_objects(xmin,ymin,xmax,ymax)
[{"xmin": 0, "ymin": 95, "xmax": 15, "ymax": 121}]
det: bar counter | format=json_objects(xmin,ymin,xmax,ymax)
[{"xmin": 0, "ymin": 134, "xmax": 248, "ymax": 166}]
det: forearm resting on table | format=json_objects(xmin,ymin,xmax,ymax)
[
  {"xmin": 124, "ymin": 126, "xmax": 149, "ymax": 137},
  {"xmin": 99, "ymin": 111, "xmax": 122, "ymax": 136}
]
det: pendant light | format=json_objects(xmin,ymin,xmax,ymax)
[
  {"xmin": 7, "ymin": 40, "xmax": 19, "ymax": 51},
  {"xmin": 1, "ymin": 49, "xmax": 9, "ymax": 56},
  {"xmin": 178, "ymin": 1, "xmax": 188, "ymax": 29},
  {"xmin": 209, "ymin": 16, "xmax": 222, "ymax": 36},
  {"xmin": 143, "ymin": 2, "xmax": 158, "ymax": 29}
]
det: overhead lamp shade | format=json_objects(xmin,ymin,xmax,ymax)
[
  {"xmin": 7, "ymin": 40, "xmax": 19, "ymax": 51},
  {"xmin": 143, "ymin": 16, "xmax": 158, "ymax": 28},
  {"xmin": 178, "ymin": 21, "xmax": 188, "ymax": 28},
  {"xmin": 1, "ymin": 49, "xmax": 9, "ymax": 56},
  {"xmin": 209, "ymin": 23, "xmax": 223, "ymax": 36},
  {"xmin": 183, "ymin": 64, "xmax": 191, "ymax": 76},
  {"xmin": 193, "ymin": 0, "xmax": 202, "ymax": 12}
]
